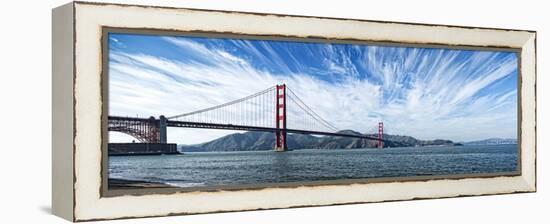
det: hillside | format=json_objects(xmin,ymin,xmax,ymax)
[
  {"xmin": 179, "ymin": 130, "xmax": 461, "ymax": 152},
  {"xmin": 462, "ymin": 138, "xmax": 517, "ymax": 145}
]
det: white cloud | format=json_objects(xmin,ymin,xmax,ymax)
[{"xmin": 109, "ymin": 38, "xmax": 518, "ymax": 144}]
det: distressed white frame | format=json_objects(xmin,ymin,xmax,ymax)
[{"xmin": 53, "ymin": 1, "xmax": 536, "ymax": 221}]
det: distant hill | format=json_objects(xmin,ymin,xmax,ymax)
[
  {"xmin": 179, "ymin": 130, "xmax": 461, "ymax": 152},
  {"xmin": 462, "ymin": 138, "xmax": 517, "ymax": 145}
]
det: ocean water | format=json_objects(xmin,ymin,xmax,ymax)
[{"xmin": 109, "ymin": 144, "xmax": 518, "ymax": 188}]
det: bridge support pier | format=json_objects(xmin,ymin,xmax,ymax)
[
  {"xmin": 275, "ymin": 84, "xmax": 287, "ymax": 152},
  {"xmin": 377, "ymin": 122, "xmax": 383, "ymax": 148},
  {"xmin": 159, "ymin": 115, "xmax": 167, "ymax": 144},
  {"xmin": 275, "ymin": 130, "xmax": 287, "ymax": 152}
]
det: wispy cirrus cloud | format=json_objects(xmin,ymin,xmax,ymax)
[{"xmin": 108, "ymin": 34, "xmax": 517, "ymax": 144}]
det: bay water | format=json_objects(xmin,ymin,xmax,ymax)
[{"xmin": 109, "ymin": 144, "xmax": 518, "ymax": 188}]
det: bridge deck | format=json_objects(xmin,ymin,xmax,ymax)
[
  {"xmin": 108, "ymin": 116, "xmax": 382, "ymax": 141},
  {"xmin": 168, "ymin": 120, "xmax": 381, "ymax": 140}
]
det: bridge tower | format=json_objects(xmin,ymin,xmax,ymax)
[
  {"xmin": 159, "ymin": 115, "xmax": 167, "ymax": 144},
  {"xmin": 378, "ymin": 122, "xmax": 383, "ymax": 148},
  {"xmin": 275, "ymin": 84, "xmax": 287, "ymax": 152}
]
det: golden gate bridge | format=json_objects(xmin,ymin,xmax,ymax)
[{"xmin": 108, "ymin": 84, "xmax": 385, "ymax": 151}]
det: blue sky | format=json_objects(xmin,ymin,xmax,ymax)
[{"xmin": 108, "ymin": 33, "xmax": 518, "ymax": 144}]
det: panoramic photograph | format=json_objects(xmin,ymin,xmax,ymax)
[{"xmin": 106, "ymin": 32, "xmax": 519, "ymax": 189}]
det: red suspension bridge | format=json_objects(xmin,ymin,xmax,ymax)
[{"xmin": 108, "ymin": 84, "xmax": 385, "ymax": 151}]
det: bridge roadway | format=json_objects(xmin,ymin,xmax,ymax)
[{"xmin": 109, "ymin": 116, "xmax": 384, "ymax": 142}]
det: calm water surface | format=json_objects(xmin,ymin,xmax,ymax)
[{"xmin": 109, "ymin": 144, "xmax": 518, "ymax": 188}]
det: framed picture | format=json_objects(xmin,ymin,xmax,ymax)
[{"xmin": 52, "ymin": 1, "xmax": 536, "ymax": 221}]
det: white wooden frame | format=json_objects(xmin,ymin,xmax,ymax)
[{"xmin": 52, "ymin": 1, "xmax": 536, "ymax": 221}]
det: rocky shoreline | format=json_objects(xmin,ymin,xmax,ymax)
[{"xmin": 108, "ymin": 178, "xmax": 172, "ymax": 189}]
